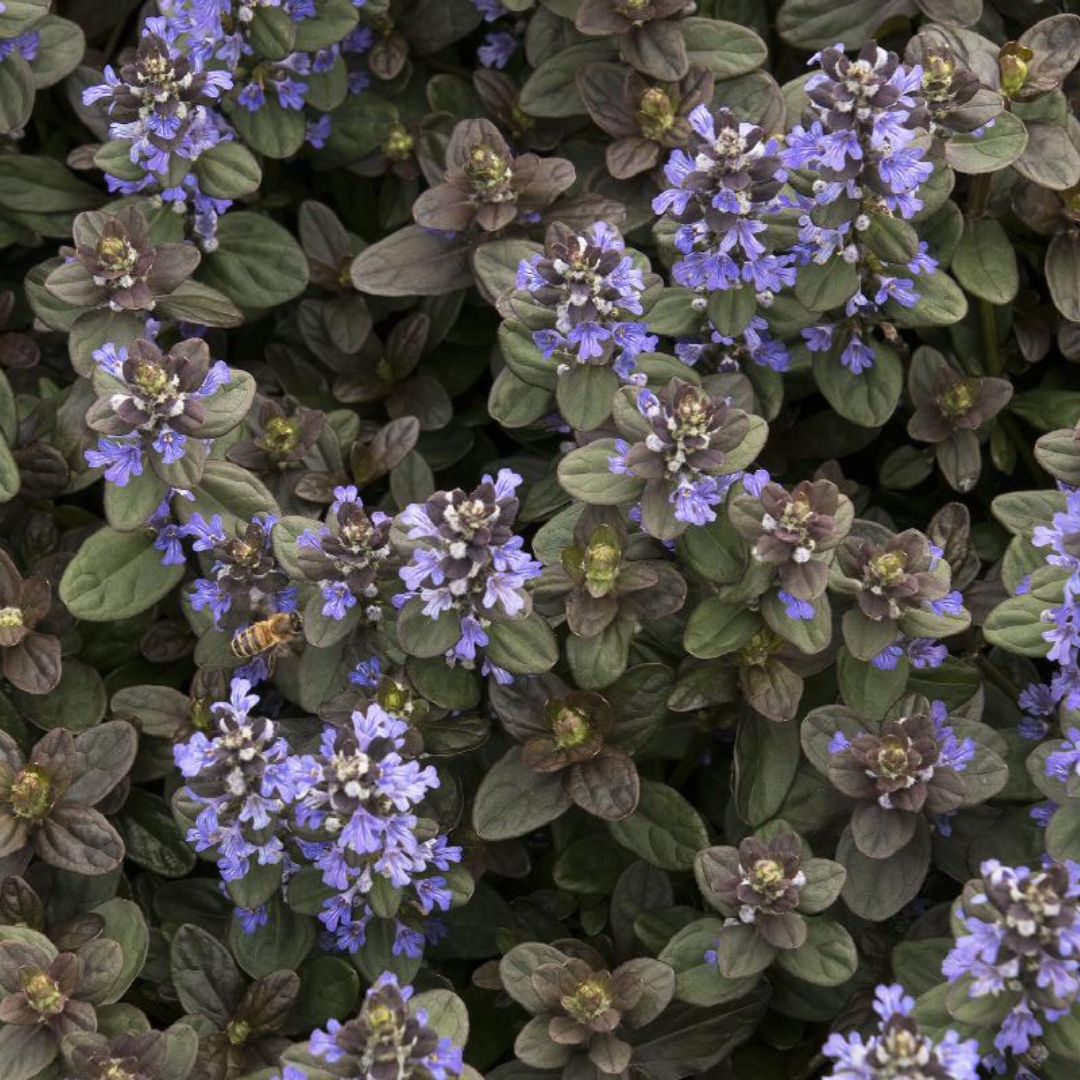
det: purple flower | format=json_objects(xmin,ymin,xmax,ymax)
[
  {"xmin": 396, "ymin": 470, "xmax": 541, "ymax": 675},
  {"xmin": 302, "ymin": 973, "xmax": 463, "ymax": 1080},
  {"xmin": 517, "ymin": 222, "xmax": 654, "ymax": 382},
  {"xmin": 478, "ymin": 30, "xmax": 516, "ymax": 69},
  {"xmin": 778, "ymin": 590, "xmax": 814, "ymax": 620},
  {"xmin": 84, "ymin": 438, "xmax": 144, "ymax": 486},
  {"xmin": 943, "ymin": 859, "xmax": 1080, "ymax": 1062},
  {"xmin": 821, "ymin": 982, "xmax": 979, "ymax": 1080}
]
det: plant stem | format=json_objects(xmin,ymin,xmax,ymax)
[{"xmin": 967, "ymin": 173, "xmax": 992, "ymax": 219}]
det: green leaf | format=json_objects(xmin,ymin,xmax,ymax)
[
  {"xmin": 155, "ymin": 281, "xmax": 244, "ymax": 328},
  {"xmin": 287, "ymin": 956, "xmax": 359, "ymax": 1034},
  {"xmin": 170, "ymin": 924, "xmax": 244, "ymax": 1027},
  {"xmin": 486, "ymin": 612, "xmax": 559, "ymax": 674},
  {"xmin": 556, "ymin": 364, "xmax": 618, "ymax": 431},
  {"xmin": 707, "ymin": 285, "xmax": 756, "ymax": 337},
  {"xmin": 657, "ymin": 917, "xmax": 757, "ymax": 1006},
  {"xmin": 684, "ymin": 598, "xmax": 758, "ymax": 659},
  {"xmin": 0, "ymin": 429, "xmax": 20, "ymax": 503},
  {"xmin": 472, "ymin": 239, "xmax": 543, "ymax": 304},
  {"xmin": 711, "ymin": 923, "xmax": 776, "ymax": 979},
  {"xmin": 812, "ymin": 343, "xmax": 902, "ymax": 428},
  {"xmin": 396, "ymin": 598, "xmax": 461, "ymax": 659},
  {"xmin": 322, "ymin": 92, "xmax": 397, "ymax": 164},
  {"xmin": 984, "ymin": 592, "xmax": 1053, "ymax": 657},
  {"xmin": 92, "ymin": 898, "xmax": 149, "ymax": 1004},
  {"xmin": 1047, "ymin": 801, "xmax": 1080, "ymax": 864},
  {"xmin": 566, "ymin": 617, "xmax": 632, "ymax": 690},
  {"xmin": 889, "ymin": 270, "xmax": 968, "ymax": 327},
  {"xmin": 248, "ymin": 5, "xmax": 295, "ymax": 56},
  {"xmin": 1047, "ymin": 232, "xmax": 1080, "ymax": 322},
  {"xmin": 411, "ymin": 989, "xmax": 470, "ymax": 1046},
  {"xmin": 199, "ymin": 370, "xmax": 257, "ymax": 437},
  {"xmin": 519, "ymin": 42, "xmax": 616, "ymax": 117},
  {"xmin": 992, "ymin": 489, "xmax": 1068, "ymax": 536},
  {"xmin": 293, "ymin": 0, "xmax": 358, "ymax": 50},
  {"xmin": 951, "ymin": 217, "xmax": 1019, "ymax": 304},
  {"xmin": 557, "ymin": 439, "xmax": 644, "ymax": 504},
  {"xmin": 0, "ymin": 1025, "xmax": 56, "ymax": 1080},
  {"xmin": 608, "ymin": 780, "xmax": 709, "ymax": 871},
  {"xmin": 645, "ymin": 288, "xmax": 701, "ymax": 336},
  {"xmin": 60, "ymin": 527, "xmax": 185, "ymax": 621},
  {"xmin": 0, "ymin": 0, "xmax": 48, "ymax": 36},
  {"xmin": 837, "ymin": 823, "xmax": 932, "ymax": 921},
  {"xmin": 229, "ymin": 897, "xmax": 316, "ymax": 979},
  {"xmin": 8, "ymin": 658, "xmax": 103, "ymax": 731},
  {"xmin": 681, "ymin": 17, "xmax": 767, "ymax": 77},
  {"xmin": 1036, "ymin": 428, "xmax": 1080, "ymax": 485},
  {"xmin": 473, "ymin": 749, "xmax": 572, "ymax": 840},
  {"xmin": 28, "ymin": 15, "xmax": 84, "ymax": 89},
  {"xmin": 68, "ymin": 307, "xmax": 146, "ymax": 377},
  {"xmin": 944, "ymin": 110, "xmax": 1028, "ymax": 173},
  {"xmin": 0, "ymin": 156, "xmax": 104, "ymax": 216},
  {"xmin": 203, "ymin": 212, "xmax": 309, "ymax": 309},
  {"xmin": 488, "ymin": 367, "xmax": 554, "ymax": 429},
  {"xmin": 775, "ymin": 0, "xmax": 910, "ymax": 50},
  {"xmin": 675, "ymin": 515, "xmax": 746, "ymax": 583},
  {"xmin": 773, "ymin": 917, "xmax": 857, "ymax": 987},
  {"xmin": 193, "ymin": 141, "xmax": 263, "ymax": 199},
  {"xmin": 1011, "ymin": 390, "xmax": 1080, "ymax": 433},
  {"xmin": 0, "ymin": 53, "xmax": 33, "ymax": 134},
  {"xmin": 230, "ymin": 97, "xmax": 306, "ymax": 158},
  {"xmin": 350, "ymin": 225, "xmax": 473, "ymax": 297},
  {"xmin": 735, "ymin": 713, "xmax": 802, "ymax": 827},
  {"xmin": 499, "ymin": 941, "xmax": 570, "ymax": 1011},
  {"xmin": 118, "ymin": 789, "xmax": 198, "ymax": 878},
  {"xmin": 177, "ymin": 460, "xmax": 280, "ymax": 534},
  {"xmin": 862, "ymin": 214, "xmax": 919, "ymax": 265},
  {"xmin": 795, "ymin": 257, "xmax": 859, "ymax": 312},
  {"xmin": 103, "ymin": 467, "xmax": 169, "ymax": 533}
]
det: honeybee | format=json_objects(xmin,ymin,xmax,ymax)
[{"xmin": 230, "ymin": 612, "xmax": 303, "ymax": 672}]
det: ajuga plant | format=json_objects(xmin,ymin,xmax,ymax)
[{"xmin": 4, "ymin": 0, "xmax": 1080, "ymax": 1078}]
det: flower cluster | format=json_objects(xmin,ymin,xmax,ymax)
[
  {"xmin": 291, "ymin": 703, "xmax": 459, "ymax": 956},
  {"xmin": 943, "ymin": 859, "xmax": 1080, "ymax": 1064},
  {"xmin": 49, "ymin": 206, "xmax": 200, "ymax": 314},
  {"xmin": 291, "ymin": 972, "xmax": 463, "ymax": 1080},
  {"xmin": 653, "ymin": 105, "xmax": 793, "ymax": 307},
  {"xmin": 837, "ymin": 529, "xmax": 950, "ymax": 623},
  {"xmin": 822, "ymin": 983, "xmax": 980, "ymax": 1080},
  {"xmin": 83, "ymin": 20, "xmax": 232, "ymax": 175},
  {"xmin": 784, "ymin": 43, "xmax": 938, "ymax": 373},
  {"xmin": 515, "ymin": 221, "xmax": 657, "ymax": 380},
  {"xmin": 730, "ymin": 476, "xmax": 849, "ymax": 599},
  {"xmin": 84, "ymin": 337, "xmax": 230, "ymax": 486},
  {"xmin": 609, "ymin": 378, "xmax": 751, "ymax": 527},
  {"xmin": 82, "ymin": 18, "xmax": 233, "ymax": 245},
  {"xmin": 175, "ymin": 681, "xmax": 462, "ymax": 958},
  {"xmin": 80, "ymin": 3, "xmax": 374, "ymax": 247},
  {"xmin": 187, "ymin": 513, "xmax": 297, "ymax": 637},
  {"xmin": 1031, "ymin": 487, "xmax": 1080, "ymax": 711},
  {"xmin": 396, "ymin": 469, "xmax": 542, "ymax": 682},
  {"xmin": 414, "ymin": 118, "xmax": 574, "ymax": 236},
  {"xmin": 297, "ymin": 486, "xmax": 393, "ymax": 622},
  {"xmin": 828, "ymin": 702, "xmax": 974, "ymax": 815},
  {"xmin": 174, "ymin": 679, "xmax": 298, "ymax": 881}
]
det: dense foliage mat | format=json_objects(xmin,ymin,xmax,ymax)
[{"xmin": 1, "ymin": 0, "xmax": 1080, "ymax": 1077}]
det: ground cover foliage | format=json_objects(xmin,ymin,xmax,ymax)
[{"xmin": 2, "ymin": 0, "xmax": 1080, "ymax": 1077}]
